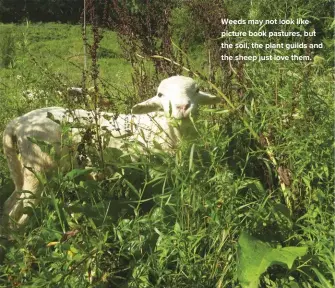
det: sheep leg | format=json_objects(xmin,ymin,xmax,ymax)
[
  {"xmin": 19, "ymin": 168, "xmax": 41, "ymax": 226},
  {"xmin": 3, "ymin": 167, "xmax": 40, "ymax": 229}
]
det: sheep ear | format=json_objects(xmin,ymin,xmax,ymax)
[
  {"xmin": 197, "ymin": 91, "xmax": 222, "ymax": 105},
  {"xmin": 131, "ymin": 97, "xmax": 162, "ymax": 114}
]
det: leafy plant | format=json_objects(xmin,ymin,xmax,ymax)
[
  {"xmin": 0, "ymin": 0, "xmax": 333, "ymax": 287},
  {"xmin": 237, "ymin": 232, "xmax": 308, "ymax": 288}
]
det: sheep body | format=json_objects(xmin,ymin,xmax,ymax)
[
  {"xmin": 1, "ymin": 108, "xmax": 174, "ymax": 227},
  {"xmin": 1, "ymin": 76, "xmax": 221, "ymax": 230}
]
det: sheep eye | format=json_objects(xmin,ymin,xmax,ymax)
[{"xmin": 157, "ymin": 92, "xmax": 163, "ymax": 98}]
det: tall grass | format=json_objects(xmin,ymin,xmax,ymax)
[
  {"xmin": 0, "ymin": 28, "xmax": 16, "ymax": 68},
  {"xmin": 0, "ymin": 1, "xmax": 333, "ymax": 286}
]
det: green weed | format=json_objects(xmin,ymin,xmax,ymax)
[{"xmin": 0, "ymin": 2, "xmax": 333, "ymax": 285}]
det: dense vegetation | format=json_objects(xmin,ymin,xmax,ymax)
[{"xmin": 0, "ymin": 0, "xmax": 333, "ymax": 287}]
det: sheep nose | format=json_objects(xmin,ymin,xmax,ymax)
[{"xmin": 176, "ymin": 102, "xmax": 191, "ymax": 112}]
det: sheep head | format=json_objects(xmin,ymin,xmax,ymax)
[{"xmin": 131, "ymin": 76, "xmax": 221, "ymax": 120}]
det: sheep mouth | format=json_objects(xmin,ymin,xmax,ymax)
[
  {"xmin": 172, "ymin": 112, "xmax": 191, "ymax": 120},
  {"xmin": 171, "ymin": 107, "xmax": 194, "ymax": 119}
]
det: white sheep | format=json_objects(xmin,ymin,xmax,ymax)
[{"xmin": 1, "ymin": 75, "xmax": 221, "ymax": 230}]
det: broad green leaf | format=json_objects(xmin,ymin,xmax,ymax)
[{"xmin": 237, "ymin": 232, "xmax": 308, "ymax": 288}]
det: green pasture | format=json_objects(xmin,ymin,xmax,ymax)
[{"xmin": 0, "ymin": 18, "xmax": 333, "ymax": 288}]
